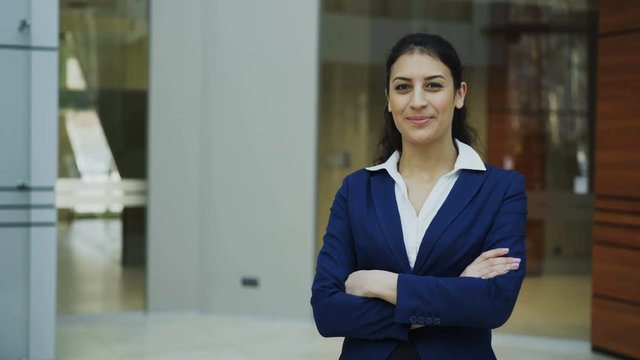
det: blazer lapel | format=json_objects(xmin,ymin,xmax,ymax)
[
  {"xmin": 412, "ymin": 169, "xmax": 487, "ymax": 274},
  {"xmin": 371, "ymin": 172, "xmax": 412, "ymax": 274}
]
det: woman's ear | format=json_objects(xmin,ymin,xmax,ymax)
[
  {"xmin": 455, "ymin": 82, "xmax": 467, "ymax": 109},
  {"xmin": 385, "ymin": 89, "xmax": 391, "ymax": 112}
]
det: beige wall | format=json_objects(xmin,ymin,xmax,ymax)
[{"xmin": 148, "ymin": 0, "xmax": 319, "ymax": 318}]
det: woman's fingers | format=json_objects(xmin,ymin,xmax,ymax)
[
  {"xmin": 476, "ymin": 259, "xmax": 520, "ymax": 276},
  {"xmin": 466, "ymin": 248, "xmax": 507, "ymax": 268},
  {"xmin": 475, "ymin": 257, "xmax": 520, "ymax": 273},
  {"xmin": 461, "ymin": 253, "xmax": 521, "ymax": 278},
  {"xmin": 467, "ymin": 248, "xmax": 510, "ymax": 267},
  {"xmin": 474, "ymin": 248, "xmax": 509, "ymax": 263},
  {"xmin": 481, "ymin": 262, "xmax": 521, "ymax": 279}
]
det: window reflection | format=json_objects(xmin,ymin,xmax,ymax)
[
  {"xmin": 57, "ymin": 0, "xmax": 148, "ymax": 315},
  {"xmin": 317, "ymin": 0, "xmax": 596, "ymax": 340}
]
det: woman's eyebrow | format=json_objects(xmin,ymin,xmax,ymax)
[{"xmin": 392, "ymin": 75, "xmax": 445, "ymax": 82}]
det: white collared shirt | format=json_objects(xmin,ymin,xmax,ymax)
[{"xmin": 365, "ymin": 139, "xmax": 486, "ymax": 269}]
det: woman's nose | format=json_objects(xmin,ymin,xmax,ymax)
[{"xmin": 410, "ymin": 88, "xmax": 428, "ymax": 108}]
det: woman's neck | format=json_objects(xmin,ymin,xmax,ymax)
[{"xmin": 398, "ymin": 136, "xmax": 457, "ymax": 180}]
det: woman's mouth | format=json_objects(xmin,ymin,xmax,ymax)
[{"xmin": 407, "ymin": 116, "xmax": 433, "ymax": 126}]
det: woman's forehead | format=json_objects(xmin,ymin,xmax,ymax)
[{"xmin": 390, "ymin": 53, "xmax": 450, "ymax": 79}]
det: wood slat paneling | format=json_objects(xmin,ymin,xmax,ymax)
[
  {"xmin": 599, "ymin": 0, "xmax": 640, "ymax": 34},
  {"xmin": 592, "ymin": 244, "xmax": 640, "ymax": 302},
  {"xmin": 593, "ymin": 211, "xmax": 640, "ymax": 227},
  {"xmin": 595, "ymin": 197, "xmax": 640, "ymax": 213},
  {"xmin": 594, "ymin": 196, "xmax": 640, "ymax": 214},
  {"xmin": 595, "ymin": 32, "xmax": 640, "ymax": 198},
  {"xmin": 593, "ymin": 1, "xmax": 640, "ymax": 357},
  {"xmin": 593, "ymin": 171, "xmax": 640, "ymax": 199},
  {"xmin": 592, "ymin": 298, "xmax": 640, "ymax": 359},
  {"xmin": 593, "ymin": 223, "xmax": 640, "ymax": 249},
  {"xmin": 598, "ymin": 32, "xmax": 640, "ymax": 83}
]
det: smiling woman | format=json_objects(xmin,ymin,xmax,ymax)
[
  {"xmin": 377, "ymin": 33, "xmax": 475, "ymax": 165},
  {"xmin": 311, "ymin": 33, "xmax": 527, "ymax": 360},
  {"xmin": 387, "ymin": 53, "xmax": 466, "ymax": 151}
]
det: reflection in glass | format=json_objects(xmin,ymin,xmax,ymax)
[
  {"xmin": 317, "ymin": 0, "xmax": 596, "ymax": 340},
  {"xmin": 57, "ymin": 0, "xmax": 149, "ymax": 315}
]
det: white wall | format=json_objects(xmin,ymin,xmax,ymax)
[
  {"xmin": 0, "ymin": 1, "xmax": 58, "ymax": 359},
  {"xmin": 147, "ymin": 0, "xmax": 204, "ymax": 311},
  {"xmin": 148, "ymin": 0, "xmax": 319, "ymax": 318}
]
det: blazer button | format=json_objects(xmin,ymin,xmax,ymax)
[
  {"xmin": 417, "ymin": 316, "xmax": 425, "ymax": 325},
  {"xmin": 434, "ymin": 318, "xmax": 441, "ymax": 325},
  {"xmin": 409, "ymin": 315, "xmax": 417, "ymax": 324},
  {"xmin": 425, "ymin": 317, "xmax": 433, "ymax": 325}
]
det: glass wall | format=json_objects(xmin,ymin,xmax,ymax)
[
  {"xmin": 317, "ymin": 0, "xmax": 596, "ymax": 340},
  {"xmin": 57, "ymin": 0, "xmax": 149, "ymax": 315}
]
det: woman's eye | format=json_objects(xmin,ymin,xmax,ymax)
[
  {"xmin": 395, "ymin": 84, "xmax": 410, "ymax": 92},
  {"xmin": 425, "ymin": 83, "xmax": 443, "ymax": 90}
]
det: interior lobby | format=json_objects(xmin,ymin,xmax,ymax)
[{"xmin": 2, "ymin": 0, "xmax": 639, "ymax": 359}]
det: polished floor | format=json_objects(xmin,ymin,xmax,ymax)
[
  {"xmin": 57, "ymin": 217, "xmax": 145, "ymax": 315},
  {"xmin": 56, "ymin": 218, "xmax": 618, "ymax": 359},
  {"xmin": 57, "ymin": 313, "xmax": 618, "ymax": 360},
  {"xmin": 500, "ymin": 274, "xmax": 592, "ymax": 340}
]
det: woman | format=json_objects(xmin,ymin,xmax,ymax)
[{"xmin": 311, "ymin": 33, "xmax": 527, "ymax": 360}]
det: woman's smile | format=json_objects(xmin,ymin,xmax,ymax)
[{"xmin": 406, "ymin": 115, "xmax": 434, "ymax": 126}]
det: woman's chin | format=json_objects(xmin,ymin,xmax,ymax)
[{"xmin": 404, "ymin": 134, "xmax": 440, "ymax": 147}]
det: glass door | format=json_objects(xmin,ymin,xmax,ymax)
[{"xmin": 317, "ymin": 0, "xmax": 596, "ymax": 341}]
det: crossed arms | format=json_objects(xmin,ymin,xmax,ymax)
[{"xmin": 310, "ymin": 173, "xmax": 527, "ymax": 341}]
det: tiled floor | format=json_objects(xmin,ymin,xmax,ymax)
[
  {"xmin": 57, "ymin": 218, "xmax": 145, "ymax": 315},
  {"xmin": 500, "ymin": 274, "xmax": 592, "ymax": 340},
  {"xmin": 56, "ymin": 218, "xmax": 619, "ymax": 359},
  {"xmin": 56, "ymin": 312, "xmax": 619, "ymax": 360}
]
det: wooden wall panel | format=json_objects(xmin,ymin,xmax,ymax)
[
  {"xmin": 595, "ymin": 33, "xmax": 640, "ymax": 198},
  {"xmin": 593, "ymin": 224, "xmax": 640, "ymax": 248},
  {"xmin": 592, "ymin": 1, "xmax": 640, "ymax": 357},
  {"xmin": 599, "ymin": 0, "xmax": 640, "ymax": 34},
  {"xmin": 592, "ymin": 298, "xmax": 640, "ymax": 359},
  {"xmin": 595, "ymin": 197, "xmax": 640, "ymax": 213},
  {"xmin": 593, "ymin": 211, "xmax": 640, "ymax": 227},
  {"xmin": 592, "ymin": 244, "xmax": 640, "ymax": 302},
  {"xmin": 597, "ymin": 32, "xmax": 640, "ymax": 83}
]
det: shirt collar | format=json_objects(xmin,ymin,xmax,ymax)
[
  {"xmin": 365, "ymin": 139, "xmax": 486, "ymax": 173},
  {"xmin": 365, "ymin": 151, "xmax": 400, "ymax": 173},
  {"xmin": 453, "ymin": 139, "xmax": 486, "ymax": 171}
]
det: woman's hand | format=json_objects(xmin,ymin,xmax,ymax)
[
  {"xmin": 345, "ymin": 270, "xmax": 374, "ymax": 297},
  {"xmin": 345, "ymin": 270, "xmax": 398, "ymax": 304},
  {"xmin": 460, "ymin": 248, "xmax": 520, "ymax": 279}
]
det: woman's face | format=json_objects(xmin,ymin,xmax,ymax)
[{"xmin": 387, "ymin": 52, "xmax": 466, "ymax": 148}]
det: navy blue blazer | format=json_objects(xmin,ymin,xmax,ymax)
[{"xmin": 311, "ymin": 165, "xmax": 527, "ymax": 360}]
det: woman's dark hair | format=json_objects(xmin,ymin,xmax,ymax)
[{"xmin": 375, "ymin": 33, "xmax": 477, "ymax": 164}]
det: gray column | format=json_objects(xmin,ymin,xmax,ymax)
[
  {"xmin": 0, "ymin": 1, "xmax": 58, "ymax": 359},
  {"xmin": 148, "ymin": 0, "xmax": 319, "ymax": 318}
]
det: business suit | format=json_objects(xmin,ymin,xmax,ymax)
[{"xmin": 311, "ymin": 164, "xmax": 527, "ymax": 359}]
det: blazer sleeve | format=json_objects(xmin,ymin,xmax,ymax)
[
  {"xmin": 394, "ymin": 172, "xmax": 527, "ymax": 329},
  {"xmin": 311, "ymin": 176, "xmax": 411, "ymax": 341}
]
